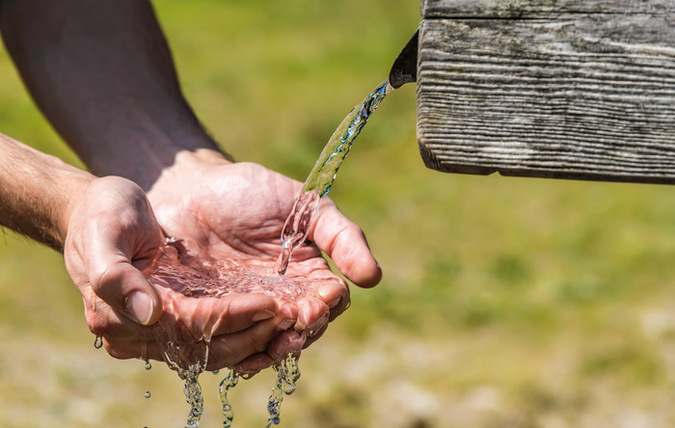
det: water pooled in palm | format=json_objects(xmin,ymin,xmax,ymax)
[
  {"xmin": 276, "ymin": 80, "xmax": 393, "ymax": 274},
  {"xmin": 143, "ymin": 240, "xmax": 311, "ymax": 427}
]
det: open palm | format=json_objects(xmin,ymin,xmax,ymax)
[{"xmin": 147, "ymin": 158, "xmax": 381, "ymax": 370}]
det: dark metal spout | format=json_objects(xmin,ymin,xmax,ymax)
[{"xmin": 388, "ymin": 29, "xmax": 419, "ymax": 89}]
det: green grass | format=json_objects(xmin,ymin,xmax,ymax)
[{"xmin": 3, "ymin": 0, "xmax": 675, "ymax": 426}]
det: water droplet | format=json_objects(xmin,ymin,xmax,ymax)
[
  {"xmin": 266, "ymin": 354, "xmax": 301, "ymax": 427},
  {"xmin": 144, "ymin": 391, "xmax": 151, "ymax": 399},
  {"xmin": 144, "ymin": 360, "xmax": 152, "ymax": 370},
  {"xmin": 212, "ymin": 370, "xmax": 219, "ymax": 375},
  {"xmin": 93, "ymin": 336, "xmax": 103, "ymax": 349},
  {"xmin": 219, "ymin": 370, "xmax": 239, "ymax": 427}
]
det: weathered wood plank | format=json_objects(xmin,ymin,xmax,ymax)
[
  {"xmin": 422, "ymin": 0, "xmax": 674, "ymax": 19},
  {"xmin": 417, "ymin": 9, "xmax": 675, "ymax": 183}
]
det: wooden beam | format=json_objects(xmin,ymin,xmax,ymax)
[
  {"xmin": 417, "ymin": 1, "xmax": 675, "ymax": 183},
  {"xmin": 422, "ymin": 0, "xmax": 674, "ymax": 18}
]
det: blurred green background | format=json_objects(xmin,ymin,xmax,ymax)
[{"xmin": 2, "ymin": 0, "xmax": 675, "ymax": 427}]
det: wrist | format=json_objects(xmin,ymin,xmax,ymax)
[
  {"xmin": 59, "ymin": 169, "xmax": 96, "ymax": 246},
  {"xmin": 0, "ymin": 134, "xmax": 95, "ymax": 250},
  {"xmin": 146, "ymin": 148, "xmax": 233, "ymax": 202},
  {"xmin": 174, "ymin": 147, "xmax": 234, "ymax": 168},
  {"xmin": 85, "ymin": 131, "xmax": 231, "ymax": 189}
]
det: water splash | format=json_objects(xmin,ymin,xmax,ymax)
[
  {"xmin": 276, "ymin": 81, "xmax": 393, "ymax": 274},
  {"xmin": 150, "ymin": 239, "xmax": 313, "ymax": 301},
  {"xmin": 152, "ymin": 311, "xmax": 209, "ymax": 428},
  {"xmin": 183, "ymin": 365, "xmax": 205, "ymax": 428},
  {"xmin": 143, "ymin": 240, "xmax": 321, "ymax": 428},
  {"xmin": 274, "ymin": 191, "xmax": 320, "ymax": 275},
  {"xmin": 266, "ymin": 353, "xmax": 302, "ymax": 427},
  {"xmin": 218, "ymin": 369, "xmax": 239, "ymax": 428}
]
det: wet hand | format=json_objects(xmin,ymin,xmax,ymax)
[
  {"xmin": 62, "ymin": 176, "xmax": 291, "ymax": 369},
  {"xmin": 147, "ymin": 151, "xmax": 382, "ymax": 360}
]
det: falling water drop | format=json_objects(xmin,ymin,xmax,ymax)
[
  {"xmin": 144, "ymin": 360, "xmax": 152, "ymax": 370},
  {"xmin": 144, "ymin": 391, "xmax": 152, "ymax": 399},
  {"xmin": 93, "ymin": 336, "xmax": 103, "ymax": 349}
]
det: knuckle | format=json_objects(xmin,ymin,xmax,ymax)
[
  {"xmin": 90, "ymin": 264, "xmax": 123, "ymax": 295},
  {"xmin": 246, "ymin": 335, "xmax": 269, "ymax": 355},
  {"xmin": 86, "ymin": 308, "xmax": 114, "ymax": 337}
]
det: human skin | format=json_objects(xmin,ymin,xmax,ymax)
[
  {"xmin": 0, "ymin": 0, "xmax": 381, "ymax": 371},
  {"xmin": 0, "ymin": 135, "xmax": 299, "ymax": 371}
]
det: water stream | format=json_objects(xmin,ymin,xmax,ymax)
[
  {"xmin": 275, "ymin": 80, "xmax": 393, "ymax": 275},
  {"xmin": 138, "ymin": 239, "xmax": 311, "ymax": 428},
  {"xmin": 114, "ymin": 78, "xmax": 395, "ymax": 427}
]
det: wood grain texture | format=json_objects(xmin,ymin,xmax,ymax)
[
  {"xmin": 417, "ymin": 10, "xmax": 675, "ymax": 183},
  {"xmin": 422, "ymin": 0, "xmax": 674, "ymax": 18}
]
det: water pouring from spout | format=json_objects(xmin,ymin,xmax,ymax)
[{"xmin": 275, "ymin": 29, "xmax": 419, "ymax": 275}]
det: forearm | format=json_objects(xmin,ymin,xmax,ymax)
[
  {"xmin": 0, "ymin": 134, "xmax": 93, "ymax": 250},
  {"xmin": 0, "ymin": 0, "xmax": 226, "ymax": 190}
]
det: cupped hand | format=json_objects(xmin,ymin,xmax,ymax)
[
  {"xmin": 147, "ymin": 151, "xmax": 382, "ymax": 367},
  {"xmin": 62, "ymin": 175, "xmax": 291, "ymax": 369}
]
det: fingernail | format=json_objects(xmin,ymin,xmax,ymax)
[
  {"xmin": 287, "ymin": 330, "xmax": 306, "ymax": 352},
  {"xmin": 304, "ymin": 311, "xmax": 329, "ymax": 333},
  {"xmin": 252, "ymin": 309, "xmax": 276, "ymax": 322},
  {"xmin": 328, "ymin": 297, "xmax": 342, "ymax": 309},
  {"xmin": 125, "ymin": 292, "xmax": 154, "ymax": 325}
]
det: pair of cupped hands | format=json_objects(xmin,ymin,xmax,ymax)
[{"xmin": 62, "ymin": 150, "xmax": 381, "ymax": 374}]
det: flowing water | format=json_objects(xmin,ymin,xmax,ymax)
[
  {"xmin": 275, "ymin": 80, "xmax": 394, "ymax": 275},
  {"xmin": 266, "ymin": 353, "xmax": 301, "ymax": 428},
  {"xmin": 108, "ymin": 79, "xmax": 395, "ymax": 427},
  {"xmin": 218, "ymin": 369, "xmax": 239, "ymax": 428},
  {"xmin": 136, "ymin": 239, "xmax": 311, "ymax": 428}
]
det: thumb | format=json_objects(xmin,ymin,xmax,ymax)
[
  {"xmin": 88, "ymin": 247, "xmax": 163, "ymax": 326},
  {"xmin": 310, "ymin": 198, "xmax": 382, "ymax": 288}
]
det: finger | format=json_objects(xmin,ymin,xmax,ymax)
[
  {"xmin": 267, "ymin": 330, "xmax": 305, "ymax": 362},
  {"xmin": 88, "ymin": 246, "xmax": 162, "ymax": 325},
  {"xmin": 156, "ymin": 291, "xmax": 296, "ymax": 340},
  {"xmin": 230, "ymin": 353, "xmax": 274, "ymax": 376},
  {"xmin": 295, "ymin": 297, "xmax": 330, "ymax": 334},
  {"xmin": 205, "ymin": 316, "xmax": 291, "ymax": 369},
  {"xmin": 82, "ymin": 295, "xmax": 156, "ymax": 340},
  {"xmin": 310, "ymin": 198, "xmax": 382, "ymax": 288},
  {"xmin": 302, "ymin": 323, "xmax": 329, "ymax": 349},
  {"xmin": 310, "ymin": 274, "xmax": 350, "ymax": 321},
  {"xmin": 104, "ymin": 315, "xmax": 286, "ymax": 367},
  {"xmin": 100, "ymin": 337, "xmax": 164, "ymax": 361},
  {"xmin": 207, "ymin": 296, "xmax": 297, "ymax": 337}
]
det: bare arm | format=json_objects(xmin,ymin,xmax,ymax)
[
  {"xmin": 0, "ymin": 0, "xmax": 225, "ymax": 189},
  {"xmin": 0, "ymin": 0, "xmax": 380, "ymax": 365},
  {"xmin": 0, "ymin": 0, "xmax": 382, "ymax": 288},
  {"xmin": 0, "ymin": 133, "xmax": 91, "ymax": 250}
]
